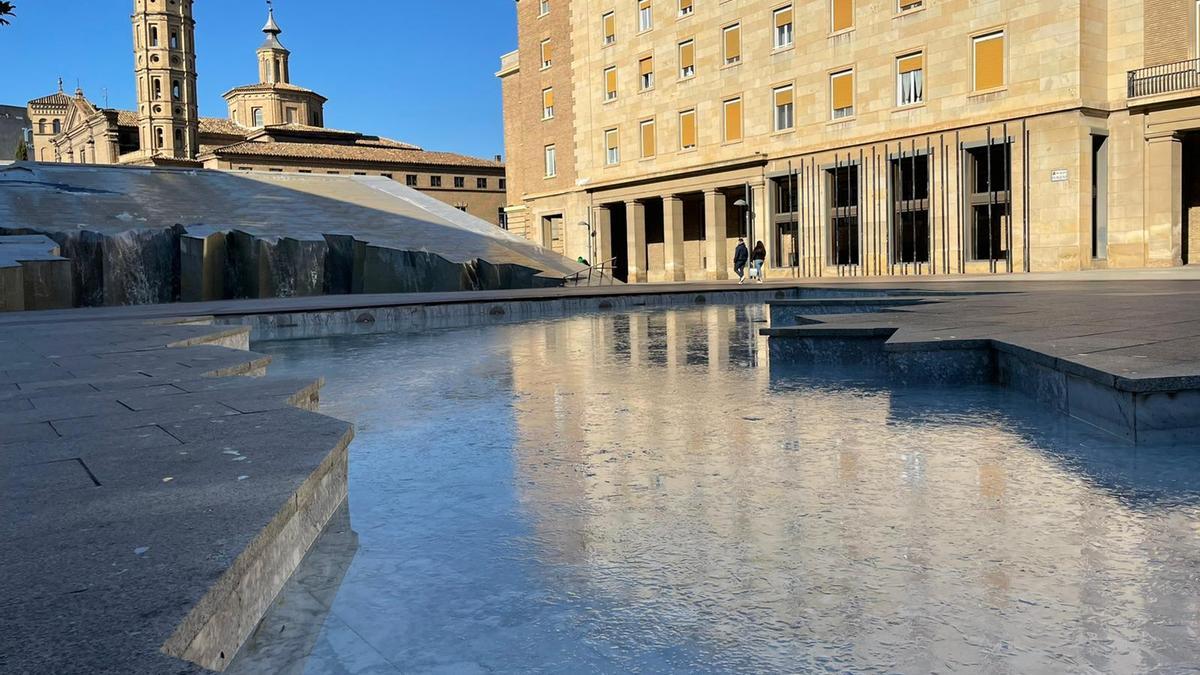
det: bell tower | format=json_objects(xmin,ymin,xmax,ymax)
[
  {"xmin": 258, "ymin": 3, "xmax": 290, "ymax": 85},
  {"xmin": 132, "ymin": 0, "xmax": 199, "ymax": 162}
]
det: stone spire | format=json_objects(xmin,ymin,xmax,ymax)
[{"xmin": 131, "ymin": 0, "xmax": 199, "ymax": 162}]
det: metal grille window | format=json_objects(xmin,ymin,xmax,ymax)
[
  {"xmin": 964, "ymin": 142, "xmax": 1012, "ymax": 262},
  {"xmin": 827, "ymin": 164, "xmax": 860, "ymax": 266},
  {"xmin": 896, "ymin": 53, "xmax": 924, "ymax": 106},
  {"xmin": 890, "ymin": 153, "xmax": 930, "ymax": 264}
]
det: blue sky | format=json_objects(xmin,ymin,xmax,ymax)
[{"xmin": 0, "ymin": 1, "xmax": 517, "ymax": 159}]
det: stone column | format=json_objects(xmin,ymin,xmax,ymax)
[
  {"xmin": 593, "ymin": 206, "xmax": 612, "ymax": 268},
  {"xmin": 1145, "ymin": 133, "xmax": 1183, "ymax": 267},
  {"xmin": 663, "ymin": 195, "xmax": 686, "ymax": 281},
  {"xmin": 626, "ymin": 200, "xmax": 648, "ymax": 283},
  {"xmin": 704, "ymin": 189, "xmax": 728, "ymax": 279},
  {"xmin": 751, "ymin": 183, "xmax": 771, "ymax": 275}
]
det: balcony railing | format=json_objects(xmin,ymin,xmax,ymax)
[{"xmin": 1128, "ymin": 58, "xmax": 1200, "ymax": 99}]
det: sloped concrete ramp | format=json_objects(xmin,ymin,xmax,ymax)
[{"xmin": 0, "ymin": 162, "xmax": 582, "ymax": 307}]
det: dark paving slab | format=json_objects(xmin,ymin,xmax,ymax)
[{"xmin": 0, "ymin": 318, "xmax": 352, "ymax": 674}]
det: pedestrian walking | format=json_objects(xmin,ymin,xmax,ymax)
[
  {"xmin": 733, "ymin": 238, "xmax": 749, "ymax": 284},
  {"xmin": 751, "ymin": 241, "xmax": 767, "ymax": 283}
]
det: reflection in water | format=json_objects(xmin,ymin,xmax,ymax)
[{"xmin": 252, "ymin": 305, "xmax": 1200, "ymax": 674}]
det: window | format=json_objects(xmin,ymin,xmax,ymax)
[
  {"xmin": 832, "ymin": 0, "xmax": 854, "ymax": 33},
  {"xmin": 828, "ymin": 164, "xmax": 860, "ymax": 266},
  {"xmin": 773, "ymin": 85, "xmax": 794, "ymax": 131},
  {"xmin": 477, "ymin": 177, "xmax": 488, "ymax": 189},
  {"xmin": 723, "ymin": 24, "xmax": 742, "ymax": 65},
  {"xmin": 898, "ymin": 0, "xmax": 923, "ymax": 12},
  {"xmin": 270, "ymin": 168, "xmax": 284, "ymax": 173},
  {"xmin": 498, "ymin": 208, "xmax": 509, "ymax": 229},
  {"xmin": 605, "ymin": 128, "xmax": 620, "ymax": 165},
  {"xmin": 539, "ymin": 0, "xmax": 550, "ymax": 16},
  {"xmin": 153, "ymin": 78, "xmax": 163, "ymax": 100},
  {"xmin": 286, "ymin": 107, "xmax": 298, "ymax": 123},
  {"xmin": 406, "ymin": 174, "xmax": 418, "ymax": 186},
  {"xmin": 679, "ymin": 40, "xmax": 695, "ymax": 78},
  {"xmin": 830, "ymin": 69, "xmax": 854, "ymax": 119},
  {"xmin": 604, "ymin": 66, "xmax": 618, "ymax": 101},
  {"xmin": 52, "ymin": 119, "xmax": 61, "ymax": 134},
  {"xmin": 170, "ymin": 32, "xmax": 178, "ymax": 49},
  {"xmin": 174, "ymin": 128, "xmax": 183, "ymax": 148},
  {"xmin": 542, "ymin": 88, "xmax": 555, "ymax": 119},
  {"xmin": 155, "ymin": 127, "xmax": 164, "ymax": 149},
  {"xmin": 603, "ymin": 12, "xmax": 616, "ymax": 44},
  {"xmin": 431, "ymin": 176, "xmax": 443, "ymax": 187},
  {"xmin": 171, "ymin": 80, "xmax": 181, "ymax": 100},
  {"xmin": 964, "ymin": 143, "xmax": 1012, "ymax": 261},
  {"xmin": 639, "ymin": 57, "xmax": 655, "ymax": 90},
  {"xmin": 679, "ymin": 0, "xmax": 693, "ymax": 16},
  {"xmin": 454, "ymin": 176, "xmax": 466, "ymax": 188},
  {"xmin": 540, "ymin": 39, "xmax": 553, "ymax": 68},
  {"xmin": 638, "ymin": 0, "xmax": 653, "ymax": 31},
  {"xmin": 679, "ymin": 109, "xmax": 697, "ymax": 149},
  {"xmin": 891, "ymin": 153, "xmax": 930, "ymax": 264},
  {"xmin": 381, "ymin": 173, "xmax": 392, "ymax": 179},
  {"xmin": 150, "ymin": 25, "xmax": 159, "ymax": 47},
  {"xmin": 774, "ymin": 6, "xmax": 794, "ymax": 49},
  {"xmin": 252, "ymin": 107, "xmax": 264, "ymax": 127},
  {"xmin": 640, "ymin": 119, "xmax": 656, "ymax": 158},
  {"xmin": 972, "ymin": 31, "xmax": 1005, "ymax": 92},
  {"xmin": 545, "ymin": 144, "xmax": 557, "ymax": 177},
  {"xmin": 500, "ymin": 178, "xmax": 507, "ymax": 190},
  {"xmin": 896, "ymin": 52, "xmax": 924, "ymax": 106},
  {"xmin": 723, "ymin": 97, "xmax": 743, "ymax": 142}
]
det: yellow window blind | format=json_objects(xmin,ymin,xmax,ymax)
[
  {"xmin": 897, "ymin": 53, "xmax": 923, "ymax": 74},
  {"xmin": 724, "ymin": 25, "xmax": 741, "ymax": 62},
  {"xmin": 724, "ymin": 98, "xmax": 743, "ymax": 142},
  {"xmin": 832, "ymin": 0, "xmax": 853, "ymax": 32},
  {"xmin": 603, "ymin": 13, "xmax": 615, "ymax": 41},
  {"xmin": 640, "ymin": 57, "xmax": 654, "ymax": 76},
  {"xmin": 543, "ymin": 88, "xmax": 554, "ymax": 108},
  {"xmin": 680, "ymin": 41, "xmax": 695, "ymax": 71},
  {"xmin": 541, "ymin": 40, "xmax": 552, "ymax": 64},
  {"xmin": 605, "ymin": 67, "xmax": 618, "ymax": 97},
  {"xmin": 606, "ymin": 129, "xmax": 619, "ymax": 151},
  {"xmin": 832, "ymin": 71, "xmax": 853, "ymax": 110},
  {"xmin": 679, "ymin": 0, "xmax": 693, "ymax": 12},
  {"xmin": 973, "ymin": 33, "xmax": 1004, "ymax": 91},
  {"xmin": 776, "ymin": 6, "xmax": 793, "ymax": 27},
  {"xmin": 680, "ymin": 110, "xmax": 697, "ymax": 148},
  {"xmin": 641, "ymin": 120, "xmax": 656, "ymax": 157},
  {"xmin": 775, "ymin": 86, "xmax": 793, "ymax": 107}
]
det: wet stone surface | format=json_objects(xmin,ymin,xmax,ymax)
[{"xmin": 243, "ymin": 304, "xmax": 1200, "ymax": 674}]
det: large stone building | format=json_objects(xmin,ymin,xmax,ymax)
[
  {"xmin": 26, "ymin": 1, "xmax": 507, "ymax": 226},
  {"xmin": 500, "ymin": 0, "xmax": 1200, "ymax": 280}
]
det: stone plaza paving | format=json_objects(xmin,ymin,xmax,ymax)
[{"xmin": 1, "ymin": 269, "xmax": 1199, "ymax": 672}]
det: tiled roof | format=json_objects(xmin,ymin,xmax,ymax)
[
  {"xmin": 210, "ymin": 141, "xmax": 503, "ymax": 169},
  {"xmin": 29, "ymin": 92, "xmax": 71, "ymax": 108},
  {"xmin": 223, "ymin": 82, "xmax": 325, "ymax": 98},
  {"xmin": 114, "ymin": 110, "xmax": 138, "ymax": 126},
  {"xmin": 199, "ymin": 117, "xmax": 246, "ymax": 137}
]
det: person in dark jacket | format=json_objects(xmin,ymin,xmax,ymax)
[
  {"xmin": 732, "ymin": 238, "xmax": 749, "ymax": 284},
  {"xmin": 750, "ymin": 241, "xmax": 767, "ymax": 283}
]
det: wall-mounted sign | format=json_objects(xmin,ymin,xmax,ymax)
[{"xmin": 1050, "ymin": 169, "xmax": 1069, "ymax": 182}]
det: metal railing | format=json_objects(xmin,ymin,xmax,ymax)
[
  {"xmin": 1128, "ymin": 58, "xmax": 1200, "ymax": 99},
  {"xmin": 563, "ymin": 257, "xmax": 618, "ymax": 287}
]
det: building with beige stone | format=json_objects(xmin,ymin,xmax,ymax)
[
  {"xmin": 500, "ymin": 0, "xmax": 1200, "ymax": 280},
  {"xmin": 26, "ymin": 1, "xmax": 507, "ymax": 226}
]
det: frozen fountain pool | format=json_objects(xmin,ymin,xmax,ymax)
[{"xmin": 234, "ymin": 304, "xmax": 1200, "ymax": 674}]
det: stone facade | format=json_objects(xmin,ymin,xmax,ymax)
[
  {"xmin": 24, "ymin": 3, "xmax": 508, "ymax": 226},
  {"xmin": 500, "ymin": 0, "xmax": 1200, "ymax": 279}
]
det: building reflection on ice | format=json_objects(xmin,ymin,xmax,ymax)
[{"xmin": 506, "ymin": 305, "xmax": 1200, "ymax": 673}]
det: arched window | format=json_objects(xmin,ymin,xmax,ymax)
[
  {"xmin": 153, "ymin": 79, "xmax": 162, "ymax": 100},
  {"xmin": 155, "ymin": 127, "xmax": 164, "ymax": 149},
  {"xmin": 273, "ymin": 59, "xmax": 281, "ymax": 83},
  {"xmin": 174, "ymin": 128, "xmax": 183, "ymax": 149},
  {"xmin": 38, "ymin": 119, "xmax": 46, "ymax": 134},
  {"xmin": 170, "ymin": 32, "xmax": 178, "ymax": 49},
  {"xmin": 52, "ymin": 120, "xmax": 61, "ymax": 134},
  {"xmin": 150, "ymin": 25, "xmax": 159, "ymax": 47},
  {"xmin": 172, "ymin": 80, "xmax": 181, "ymax": 100},
  {"xmin": 252, "ymin": 107, "xmax": 264, "ymax": 127}
]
